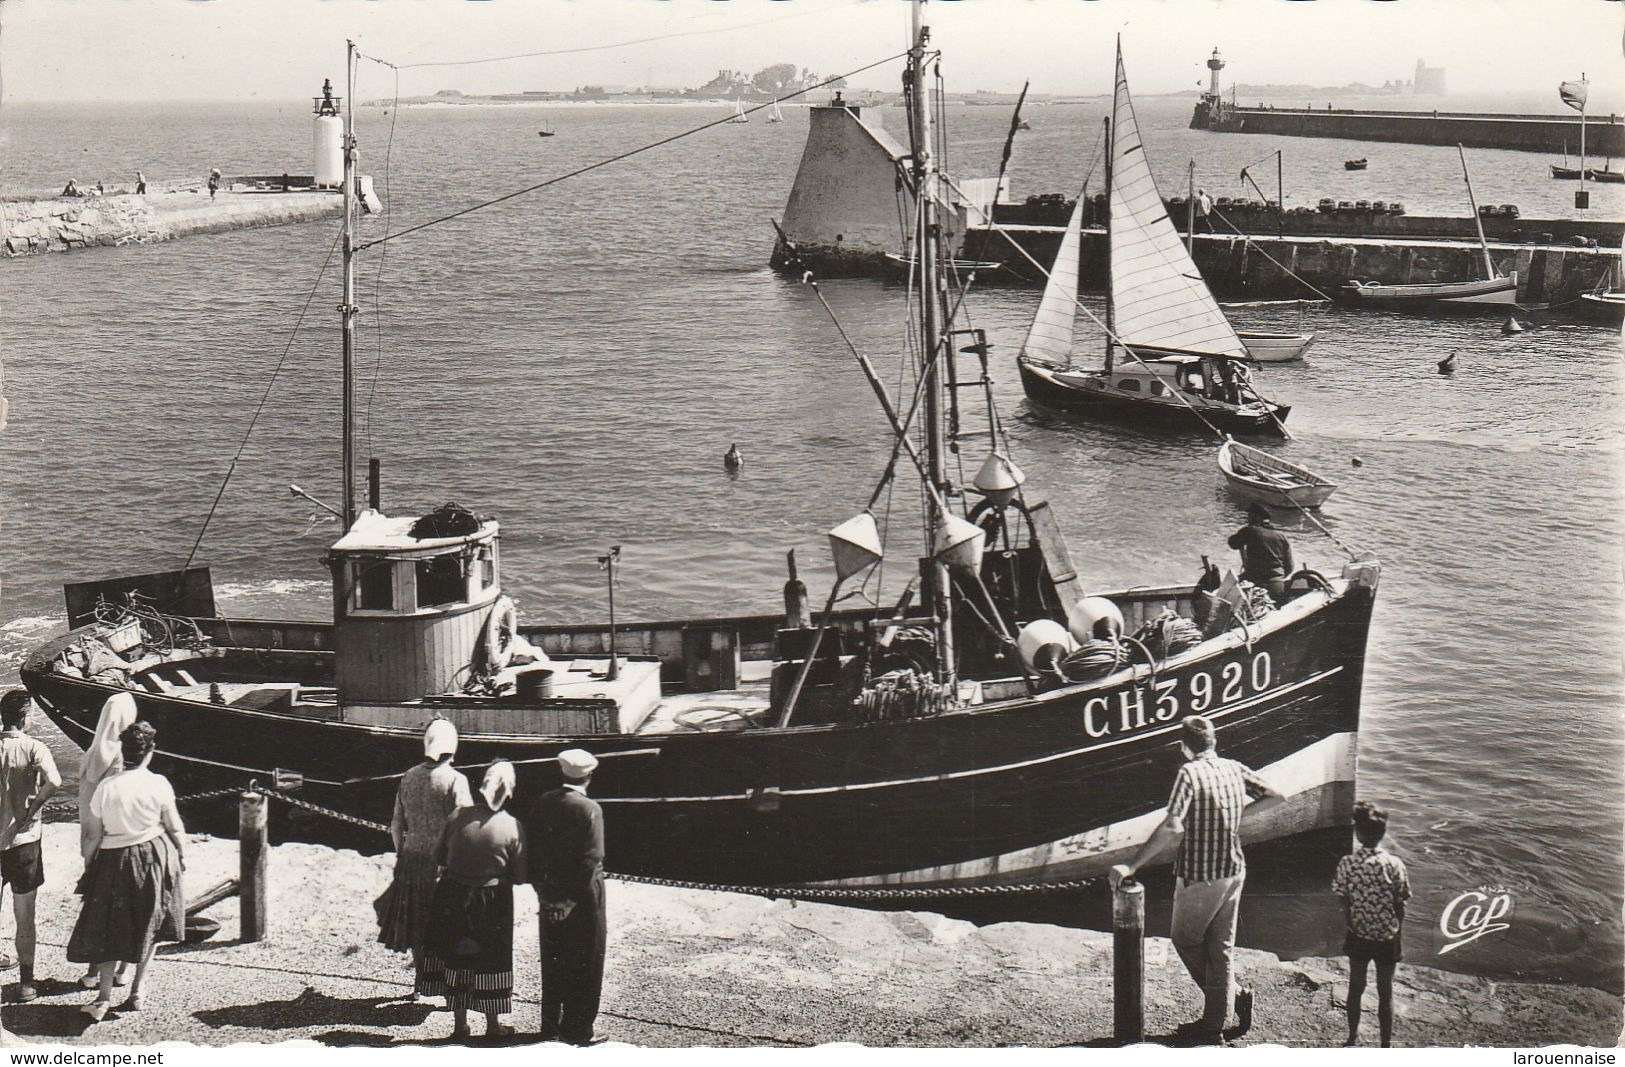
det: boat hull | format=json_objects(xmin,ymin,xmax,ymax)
[
  {"xmin": 1238, "ymin": 331, "xmax": 1314, "ymax": 362},
  {"xmin": 1017, "ymin": 359, "xmax": 1290, "ymax": 437},
  {"xmin": 22, "ymin": 575, "xmax": 1376, "ymax": 890},
  {"xmin": 1218, "ymin": 439, "xmax": 1338, "ymax": 509},
  {"xmin": 1337, "ymin": 273, "xmax": 1519, "ymax": 309}
]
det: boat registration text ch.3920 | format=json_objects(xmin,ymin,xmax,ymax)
[{"xmin": 1080, "ymin": 652, "xmax": 1274, "ymax": 740}]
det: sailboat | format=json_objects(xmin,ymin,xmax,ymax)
[
  {"xmin": 1339, "ymin": 145, "xmax": 1517, "ymax": 308},
  {"xmin": 1552, "ymin": 143, "xmax": 1583, "ymax": 180},
  {"xmin": 730, "ymin": 98, "xmax": 749, "ymax": 124},
  {"xmin": 1016, "ymin": 45, "xmax": 1291, "ymax": 436},
  {"xmin": 21, "ymin": 25, "xmax": 1380, "ymax": 893},
  {"xmin": 768, "ymin": 99, "xmax": 785, "ymax": 124}
]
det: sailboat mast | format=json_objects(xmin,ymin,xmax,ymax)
[
  {"xmin": 1580, "ymin": 73, "xmax": 1588, "ymax": 200},
  {"xmin": 1185, "ymin": 159, "xmax": 1195, "ymax": 254},
  {"xmin": 907, "ymin": 2, "xmax": 955, "ymax": 684},
  {"xmin": 1102, "ymin": 114, "xmax": 1114, "ymax": 373},
  {"xmin": 340, "ymin": 39, "xmax": 359, "ymax": 532},
  {"xmin": 1457, "ymin": 144, "xmax": 1496, "ymax": 281}
]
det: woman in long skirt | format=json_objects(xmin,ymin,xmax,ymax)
[
  {"xmin": 421, "ymin": 761, "xmax": 526, "ymax": 1040},
  {"xmin": 73, "ymin": 693, "xmax": 137, "ymax": 991},
  {"xmin": 67, "ymin": 721, "xmax": 186, "ymax": 1021},
  {"xmin": 375, "ymin": 719, "xmax": 471, "ymax": 998}
]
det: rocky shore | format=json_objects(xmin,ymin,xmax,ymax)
[{"xmin": 2, "ymin": 825, "xmax": 1617, "ymax": 1048}]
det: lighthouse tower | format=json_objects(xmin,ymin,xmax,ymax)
[{"xmin": 1206, "ymin": 48, "xmax": 1226, "ymax": 99}]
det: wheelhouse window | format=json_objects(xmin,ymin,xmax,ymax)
[
  {"xmin": 1116, "ymin": 378, "xmax": 1141, "ymax": 392},
  {"xmin": 416, "ymin": 555, "xmax": 465, "ymax": 608},
  {"xmin": 354, "ymin": 560, "xmax": 394, "ymax": 611}
]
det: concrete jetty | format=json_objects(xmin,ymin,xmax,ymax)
[
  {"xmin": 1, "ymin": 823, "xmax": 1616, "ymax": 1048},
  {"xmin": 1, "ymin": 188, "xmax": 341, "ymax": 258}
]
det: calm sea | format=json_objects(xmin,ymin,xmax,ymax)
[{"xmin": 2, "ymin": 94, "xmax": 1621, "ymax": 994}]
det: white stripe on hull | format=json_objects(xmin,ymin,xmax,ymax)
[{"xmin": 809, "ymin": 731, "xmax": 1357, "ymax": 888}]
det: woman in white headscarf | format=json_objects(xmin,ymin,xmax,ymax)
[
  {"xmin": 374, "ymin": 719, "xmax": 471, "ymax": 998},
  {"xmin": 74, "ymin": 693, "xmax": 137, "ymax": 990},
  {"xmin": 422, "ymin": 760, "xmax": 526, "ymax": 1041}
]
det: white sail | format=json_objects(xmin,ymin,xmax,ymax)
[
  {"xmin": 1018, "ymin": 194, "xmax": 1084, "ymax": 366},
  {"xmin": 1108, "ymin": 45, "xmax": 1246, "ymax": 358}
]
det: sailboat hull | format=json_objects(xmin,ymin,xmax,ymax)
[
  {"xmin": 1337, "ymin": 273, "xmax": 1518, "ymax": 308},
  {"xmin": 1238, "ymin": 331, "xmax": 1315, "ymax": 362},
  {"xmin": 1017, "ymin": 359, "xmax": 1291, "ymax": 437},
  {"xmin": 23, "ymin": 572, "xmax": 1375, "ymax": 889}
]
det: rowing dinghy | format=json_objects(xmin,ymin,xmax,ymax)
[{"xmin": 1217, "ymin": 437, "xmax": 1337, "ymax": 508}]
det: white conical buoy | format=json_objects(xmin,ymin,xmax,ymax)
[
  {"xmin": 827, "ymin": 511, "xmax": 882, "ymax": 583},
  {"xmin": 1502, "ymin": 315, "xmax": 1524, "ymax": 334},
  {"xmin": 932, "ymin": 511, "xmax": 985, "ymax": 573},
  {"xmin": 972, "ymin": 452, "xmax": 1026, "ymax": 508}
]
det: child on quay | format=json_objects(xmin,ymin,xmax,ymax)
[{"xmin": 1332, "ymin": 800, "xmax": 1411, "ymax": 1047}]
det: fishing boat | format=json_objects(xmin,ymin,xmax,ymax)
[
  {"xmin": 1217, "ymin": 438, "xmax": 1337, "ymax": 509},
  {"xmin": 730, "ymin": 98, "xmax": 749, "ymax": 124},
  {"xmin": 1552, "ymin": 143, "xmax": 1583, "ymax": 180},
  {"xmin": 538, "ymin": 130, "xmax": 556, "ymax": 138},
  {"xmin": 1016, "ymin": 45, "xmax": 1291, "ymax": 436},
  {"xmin": 1339, "ymin": 145, "xmax": 1517, "ymax": 309},
  {"xmin": 1586, "ymin": 161, "xmax": 1624, "ymax": 184},
  {"xmin": 768, "ymin": 99, "xmax": 785, "ymax": 124},
  {"xmin": 1237, "ymin": 331, "xmax": 1314, "ymax": 362},
  {"xmin": 1343, "ymin": 158, "xmax": 1367, "ymax": 171},
  {"xmin": 882, "ymin": 252, "xmax": 1004, "ymax": 283},
  {"xmin": 20, "ymin": 26, "xmax": 1379, "ymax": 893}
]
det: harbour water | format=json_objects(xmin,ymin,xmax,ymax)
[{"xmin": 1, "ymin": 96, "xmax": 1621, "ymax": 995}]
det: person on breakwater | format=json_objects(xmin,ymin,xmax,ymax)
[
  {"xmin": 134, "ymin": 171, "xmax": 146, "ymax": 195},
  {"xmin": 422, "ymin": 761, "xmax": 526, "ymax": 1041},
  {"xmin": 61, "ymin": 179, "xmax": 83, "ymax": 198},
  {"xmin": 376, "ymin": 719, "xmax": 471, "ymax": 999},
  {"xmin": 74, "ymin": 693, "xmax": 137, "ymax": 992},
  {"xmin": 68, "ymin": 721, "xmax": 187, "ymax": 1022},
  {"xmin": 1112, "ymin": 715, "xmax": 1284, "ymax": 1045},
  {"xmin": 1228, "ymin": 503, "xmax": 1295, "ymax": 606},
  {"xmin": 523, "ymin": 749, "xmax": 606, "ymax": 1046},
  {"xmin": 208, "ymin": 169, "xmax": 221, "ymax": 199},
  {"xmin": 1333, "ymin": 801, "xmax": 1410, "ymax": 1047},
  {"xmin": 1195, "ymin": 188, "xmax": 1213, "ymax": 233},
  {"xmin": 0, "ymin": 691, "xmax": 61, "ymax": 1003}
]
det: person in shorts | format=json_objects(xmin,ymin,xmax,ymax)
[
  {"xmin": 0, "ymin": 690, "xmax": 62, "ymax": 1003},
  {"xmin": 1332, "ymin": 800, "xmax": 1410, "ymax": 1047}
]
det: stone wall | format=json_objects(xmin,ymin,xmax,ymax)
[{"xmin": 1, "ymin": 190, "xmax": 342, "ymax": 257}]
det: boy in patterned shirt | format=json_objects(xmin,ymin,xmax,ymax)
[{"xmin": 1332, "ymin": 801, "xmax": 1411, "ymax": 1047}]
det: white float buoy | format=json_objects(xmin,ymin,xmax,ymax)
[{"xmin": 1067, "ymin": 596, "xmax": 1125, "ymax": 644}]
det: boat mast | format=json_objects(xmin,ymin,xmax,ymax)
[
  {"xmin": 907, "ymin": 1, "xmax": 955, "ymax": 684},
  {"xmin": 1457, "ymin": 143, "xmax": 1496, "ymax": 282},
  {"xmin": 1102, "ymin": 114, "xmax": 1114, "ymax": 373},
  {"xmin": 1185, "ymin": 159, "xmax": 1195, "ymax": 253},
  {"xmin": 341, "ymin": 39, "xmax": 359, "ymax": 532},
  {"xmin": 1579, "ymin": 73, "xmax": 1588, "ymax": 203}
]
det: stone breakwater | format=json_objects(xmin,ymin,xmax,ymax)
[{"xmin": 1, "ymin": 189, "xmax": 341, "ymax": 257}]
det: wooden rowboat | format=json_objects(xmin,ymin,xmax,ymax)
[
  {"xmin": 1218, "ymin": 437, "xmax": 1338, "ymax": 509},
  {"xmin": 1238, "ymin": 331, "xmax": 1315, "ymax": 362}
]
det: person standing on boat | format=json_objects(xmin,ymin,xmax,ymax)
[
  {"xmin": 67, "ymin": 721, "xmax": 187, "ymax": 1022},
  {"xmin": 523, "ymin": 749, "xmax": 606, "ymax": 1046},
  {"xmin": 0, "ymin": 691, "xmax": 61, "ymax": 1003},
  {"xmin": 1228, "ymin": 503, "xmax": 1295, "ymax": 605},
  {"xmin": 376, "ymin": 719, "xmax": 472, "ymax": 999},
  {"xmin": 422, "ymin": 761, "xmax": 526, "ymax": 1042},
  {"xmin": 1111, "ymin": 715, "xmax": 1284, "ymax": 1044}
]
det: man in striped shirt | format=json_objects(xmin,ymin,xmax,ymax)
[{"xmin": 1112, "ymin": 715, "xmax": 1285, "ymax": 1043}]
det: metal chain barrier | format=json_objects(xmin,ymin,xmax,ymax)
[{"xmin": 161, "ymin": 781, "xmax": 1108, "ymax": 903}]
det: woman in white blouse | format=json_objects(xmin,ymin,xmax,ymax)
[{"xmin": 66, "ymin": 721, "xmax": 187, "ymax": 1021}]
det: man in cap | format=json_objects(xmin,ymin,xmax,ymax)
[
  {"xmin": 1228, "ymin": 503, "xmax": 1295, "ymax": 605},
  {"xmin": 1112, "ymin": 715, "xmax": 1284, "ymax": 1044},
  {"xmin": 523, "ymin": 749, "xmax": 606, "ymax": 1045}
]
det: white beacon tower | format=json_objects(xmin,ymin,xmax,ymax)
[{"xmin": 313, "ymin": 79, "xmax": 343, "ymax": 188}]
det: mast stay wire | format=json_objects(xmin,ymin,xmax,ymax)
[
  {"xmin": 351, "ymin": 54, "xmax": 908, "ymax": 254},
  {"xmin": 364, "ymin": 63, "xmax": 402, "ymax": 467},
  {"xmin": 184, "ymin": 227, "xmax": 346, "ymax": 570}
]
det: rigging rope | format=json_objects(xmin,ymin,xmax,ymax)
[
  {"xmin": 183, "ymin": 227, "xmax": 345, "ymax": 569},
  {"xmin": 1208, "ymin": 206, "xmax": 1338, "ymax": 303},
  {"xmin": 364, "ymin": 63, "xmax": 402, "ymax": 466},
  {"xmin": 353, "ymin": 54, "xmax": 908, "ymax": 253}
]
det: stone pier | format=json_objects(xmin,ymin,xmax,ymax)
[{"xmin": 1, "ymin": 188, "xmax": 342, "ymax": 257}]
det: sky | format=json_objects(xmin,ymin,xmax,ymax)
[{"xmin": 0, "ymin": 0, "xmax": 1621, "ymax": 107}]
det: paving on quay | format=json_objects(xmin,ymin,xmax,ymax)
[{"xmin": 0, "ymin": 825, "xmax": 1615, "ymax": 1048}]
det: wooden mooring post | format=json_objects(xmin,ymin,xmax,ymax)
[
  {"xmin": 1113, "ymin": 877, "xmax": 1146, "ymax": 1044},
  {"xmin": 240, "ymin": 790, "xmax": 268, "ymax": 942}
]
